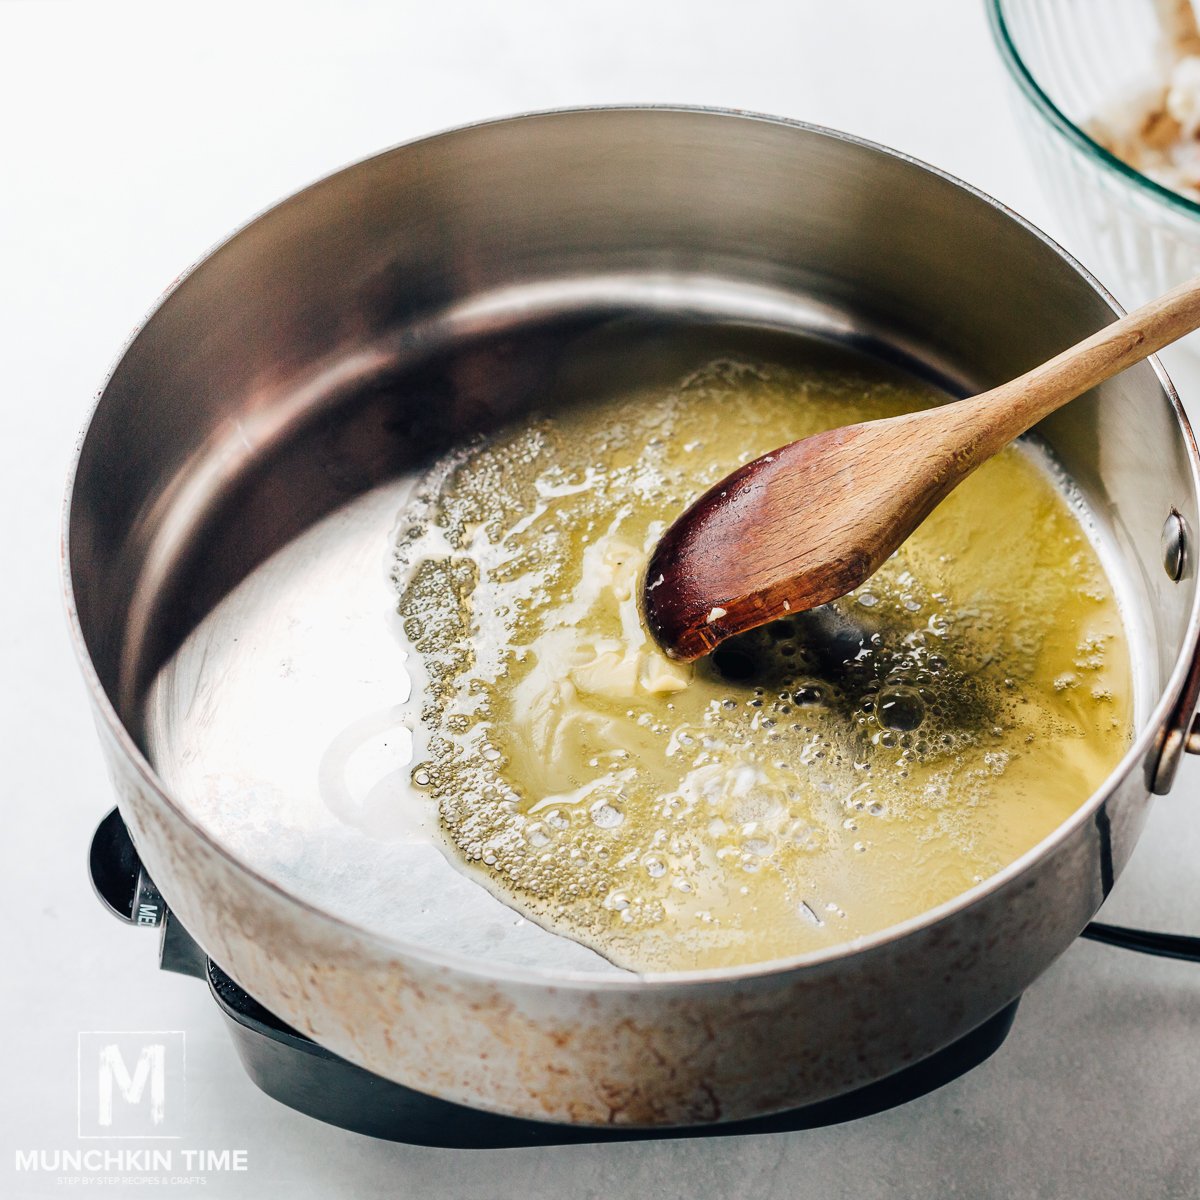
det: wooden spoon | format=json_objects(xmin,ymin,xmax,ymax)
[{"xmin": 642, "ymin": 276, "xmax": 1200, "ymax": 661}]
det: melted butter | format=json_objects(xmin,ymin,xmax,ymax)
[{"xmin": 393, "ymin": 356, "xmax": 1133, "ymax": 972}]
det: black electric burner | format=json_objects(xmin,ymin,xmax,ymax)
[{"xmin": 89, "ymin": 807, "xmax": 1018, "ymax": 1147}]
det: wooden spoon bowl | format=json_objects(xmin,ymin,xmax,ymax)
[{"xmin": 643, "ymin": 276, "xmax": 1200, "ymax": 661}]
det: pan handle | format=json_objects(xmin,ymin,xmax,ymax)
[
  {"xmin": 1152, "ymin": 631, "xmax": 1200, "ymax": 794},
  {"xmin": 1152, "ymin": 510, "xmax": 1200, "ymax": 793}
]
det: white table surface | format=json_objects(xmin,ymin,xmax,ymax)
[{"xmin": 4, "ymin": 1, "xmax": 1200, "ymax": 1196}]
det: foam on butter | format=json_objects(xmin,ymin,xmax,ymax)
[{"xmin": 392, "ymin": 357, "xmax": 1133, "ymax": 972}]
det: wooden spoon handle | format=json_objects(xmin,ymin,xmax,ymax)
[{"xmin": 961, "ymin": 274, "xmax": 1200, "ymax": 459}]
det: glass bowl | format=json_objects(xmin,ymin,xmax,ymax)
[{"xmin": 990, "ymin": 0, "xmax": 1200, "ymax": 351}]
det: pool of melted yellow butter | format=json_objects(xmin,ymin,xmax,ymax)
[{"xmin": 394, "ymin": 356, "xmax": 1133, "ymax": 973}]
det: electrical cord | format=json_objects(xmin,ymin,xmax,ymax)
[{"xmin": 1082, "ymin": 920, "xmax": 1200, "ymax": 963}]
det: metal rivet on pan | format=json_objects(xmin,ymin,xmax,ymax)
[{"xmin": 1162, "ymin": 510, "xmax": 1189, "ymax": 582}]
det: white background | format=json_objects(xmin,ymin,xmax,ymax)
[{"xmin": 4, "ymin": 1, "xmax": 1200, "ymax": 1196}]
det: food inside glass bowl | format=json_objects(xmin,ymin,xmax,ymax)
[
  {"xmin": 1089, "ymin": 0, "xmax": 1200, "ymax": 200},
  {"xmin": 1090, "ymin": 60, "xmax": 1200, "ymax": 200},
  {"xmin": 393, "ymin": 351, "xmax": 1133, "ymax": 973}
]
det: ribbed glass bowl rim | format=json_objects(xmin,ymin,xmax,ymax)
[{"xmin": 987, "ymin": 0, "xmax": 1200, "ymax": 223}]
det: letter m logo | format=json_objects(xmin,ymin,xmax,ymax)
[
  {"xmin": 78, "ymin": 1031, "xmax": 185, "ymax": 1138},
  {"xmin": 98, "ymin": 1043, "xmax": 165, "ymax": 1126}
]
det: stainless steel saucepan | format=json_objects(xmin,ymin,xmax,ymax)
[{"xmin": 65, "ymin": 107, "xmax": 1200, "ymax": 1126}]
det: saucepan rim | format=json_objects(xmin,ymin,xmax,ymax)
[{"xmin": 62, "ymin": 104, "xmax": 1200, "ymax": 990}]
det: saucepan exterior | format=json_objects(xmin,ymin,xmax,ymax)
[{"xmin": 65, "ymin": 108, "xmax": 1200, "ymax": 1126}]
